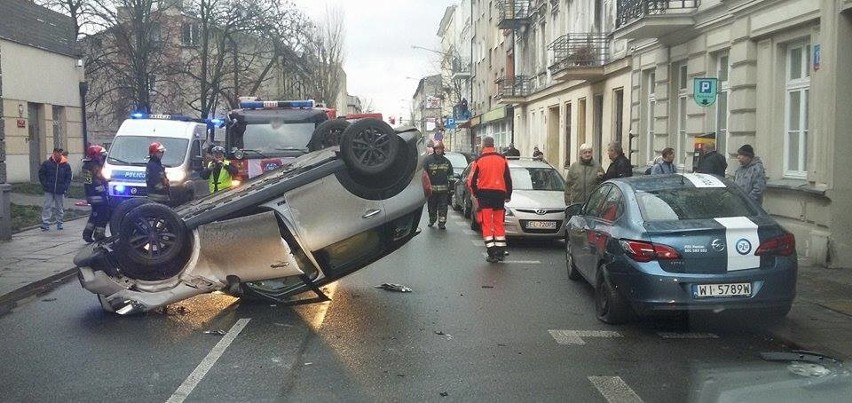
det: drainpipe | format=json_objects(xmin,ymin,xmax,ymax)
[{"xmin": 79, "ymin": 81, "xmax": 89, "ymax": 148}]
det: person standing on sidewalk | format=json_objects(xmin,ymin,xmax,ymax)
[
  {"xmin": 38, "ymin": 148, "xmax": 72, "ymax": 231},
  {"xmin": 734, "ymin": 144, "xmax": 766, "ymax": 206},
  {"xmin": 650, "ymin": 147, "xmax": 677, "ymax": 175},
  {"xmin": 200, "ymin": 146, "xmax": 239, "ymax": 193},
  {"xmin": 81, "ymin": 145, "xmax": 110, "ymax": 242},
  {"xmin": 602, "ymin": 142, "xmax": 633, "ymax": 180},
  {"xmin": 146, "ymin": 142, "xmax": 171, "ymax": 204},
  {"xmin": 423, "ymin": 141, "xmax": 454, "ymax": 229},
  {"xmin": 564, "ymin": 143, "xmax": 604, "ymax": 205},
  {"xmin": 695, "ymin": 142, "xmax": 727, "ymax": 177},
  {"xmin": 468, "ymin": 136, "xmax": 513, "ymax": 263}
]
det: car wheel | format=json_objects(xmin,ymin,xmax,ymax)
[
  {"xmin": 451, "ymin": 193, "xmax": 462, "ymax": 211},
  {"xmin": 595, "ymin": 269, "xmax": 631, "ymax": 324},
  {"xmin": 115, "ymin": 203, "xmax": 191, "ymax": 281},
  {"xmin": 308, "ymin": 119, "xmax": 350, "ymax": 151},
  {"xmin": 340, "ymin": 118, "xmax": 401, "ymax": 176},
  {"xmin": 462, "ymin": 196, "xmax": 472, "ymax": 219},
  {"xmin": 565, "ymin": 237, "xmax": 582, "ymax": 281},
  {"xmin": 470, "ymin": 210, "xmax": 480, "ymax": 232},
  {"xmin": 109, "ymin": 198, "xmax": 152, "ymax": 237}
]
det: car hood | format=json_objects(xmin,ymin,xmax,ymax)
[{"xmin": 507, "ymin": 190, "xmax": 565, "ymax": 210}]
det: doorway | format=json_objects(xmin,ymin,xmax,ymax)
[{"xmin": 28, "ymin": 103, "xmax": 42, "ymax": 182}]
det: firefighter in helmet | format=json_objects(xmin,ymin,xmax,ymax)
[
  {"xmin": 423, "ymin": 140, "xmax": 454, "ymax": 229},
  {"xmin": 81, "ymin": 144, "xmax": 110, "ymax": 243},
  {"xmin": 200, "ymin": 145, "xmax": 239, "ymax": 193},
  {"xmin": 145, "ymin": 141, "xmax": 170, "ymax": 204}
]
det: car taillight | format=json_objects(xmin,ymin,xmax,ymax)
[
  {"xmin": 755, "ymin": 232, "xmax": 796, "ymax": 256},
  {"xmin": 619, "ymin": 239, "xmax": 680, "ymax": 262}
]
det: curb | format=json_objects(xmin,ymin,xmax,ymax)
[{"xmin": 0, "ymin": 267, "xmax": 78, "ymax": 316}]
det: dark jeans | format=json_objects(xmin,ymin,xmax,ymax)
[{"xmin": 427, "ymin": 191, "xmax": 449, "ymax": 224}]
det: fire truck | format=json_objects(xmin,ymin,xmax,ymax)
[{"xmin": 223, "ymin": 99, "xmax": 384, "ymax": 183}]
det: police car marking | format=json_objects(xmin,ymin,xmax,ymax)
[
  {"xmin": 714, "ymin": 217, "xmax": 761, "ymax": 271},
  {"xmin": 679, "ymin": 173, "xmax": 726, "ymax": 188}
]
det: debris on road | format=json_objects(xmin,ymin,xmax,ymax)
[
  {"xmin": 434, "ymin": 330, "xmax": 453, "ymax": 340},
  {"xmin": 482, "ymin": 285, "xmax": 494, "ymax": 289},
  {"xmin": 41, "ymin": 298, "xmax": 57, "ymax": 302},
  {"xmin": 440, "ymin": 392, "xmax": 449, "ymax": 397},
  {"xmin": 376, "ymin": 283, "xmax": 412, "ymax": 292},
  {"xmin": 204, "ymin": 329, "xmax": 227, "ymax": 335}
]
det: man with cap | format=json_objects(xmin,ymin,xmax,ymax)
[
  {"xmin": 734, "ymin": 144, "xmax": 766, "ymax": 206},
  {"xmin": 146, "ymin": 141, "xmax": 171, "ymax": 204},
  {"xmin": 468, "ymin": 136, "xmax": 513, "ymax": 262},
  {"xmin": 200, "ymin": 145, "xmax": 239, "ymax": 193},
  {"xmin": 422, "ymin": 141, "xmax": 454, "ymax": 229}
]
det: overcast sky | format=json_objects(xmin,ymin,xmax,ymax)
[{"xmin": 292, "ymin": 0, "xmax": 455, "ymax": 122}]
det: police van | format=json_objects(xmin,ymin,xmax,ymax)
[{"xmin": 102, "ymin": 113, "xmax": 219, "ymax": 206}]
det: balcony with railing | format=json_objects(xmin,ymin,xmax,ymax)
[
  {"xmin": 495, "ymin": 75, "xmax": 530, "ymax": 104},
  {"xmin": 497, "ymin": 0, "xmax": 532, "ymax": 30},
  {"xmin": 450, "ymin": 58, "xmax": 471, "ymax": 80},
  {"xmin": 548, "ymin": 33, "xmax": 610, "ymax": 81},
  {"xmin": 614, "ymin": 0, "xmax": 700, "ymax": 40}
]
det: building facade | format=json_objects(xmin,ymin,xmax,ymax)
[
  {"xmin": 437, "ymin": 2, "xmax": 475, "ymax": 153},
  {"xmin": 614, "ymin": 0, "xmax": 852, "ymax": 267},
  {"xmin": 412, "ymin": 74, "xmax": 444, "ymax": 142},
  {"xmin": 0, "ymin": 0, "xmax": 84, "ymax": 183}
]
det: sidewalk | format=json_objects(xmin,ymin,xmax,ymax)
[{"xmin": 1, "ymin": 195, "xmax": 851, "ymax": 361}]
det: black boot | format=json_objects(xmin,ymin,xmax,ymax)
[
  {"xmin": 93, "ymin": 227, "xmax": 106, "ymax": 241},
  {"xmin": 82, "ymin": 228, "xmax": 94, "ymax": 243},
  {"xmin": 486, "ymin": 246, "xmax": 498, "ymax": 263}
]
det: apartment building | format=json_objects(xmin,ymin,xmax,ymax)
[
  {"xmin": 437, "ymin": 3, "xmax": 474, "ymax": 153},
  {"xmin": 452, "ymin": 0, "xmax": 851, "ymax": 266}
]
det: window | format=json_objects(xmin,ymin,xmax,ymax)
[
  {"xmin": 714, "ymin": 53, "xmax": 730, "ymax": 161},
  {"xmin": 585, "ymin": 184, "xmax": 612, "ymax": 213},
  {"xmin": 52, "ymin": 106, "xmax": 65, "ymax": 150},
  {"xmin": 564, "ymin": 102, "xmax": 572, "ymax": 167},
  {"xmin": 784, "ymin": 41, "xmax": 810, "ymax": 177},
  {"xmin": 592, "ymin": 186, "xmax": 623, "ymax": 221},
  {"xmin": 613, "ymin": 88, "xmax": 624, "ymax": 146},
  {"xmin": 645, "ymin": 71, "xmax": 656, "ymax": 164},
  {"xmin": 674, "ymin": 63, "xmax": 688, "ymax": 168},
  {"xmin": 635, "ymin": 187, "xmax": 758, "ymax": 222},
  {"xmin": 182, "ymin": 23, "xmax": 199, "ymax": 47}
]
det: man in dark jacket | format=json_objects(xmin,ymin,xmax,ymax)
[
  {"xmin": 695, "ymin": 143, "xmax": 728, "ymax": 177},
  {"xmin": 38, "ymin": 148, "xmax": 73, "ymax": 231},
  {"xmin": 146, "ymin": 142, "xmax": 171, "ymax": 204},
  {"xmin": 81, "ymin": 144, "xmax": 110, "ymax": 242},
  {"xmin": 469, "ymin": 136, "xmax": 513, "ymax": 262},
  {"xmin": 423, "ymin": 141, "xmax": 454, "ymax": 229},
  {"xmin": 603, "ymin": 142, "xmax": 633, "ymax": 180}
]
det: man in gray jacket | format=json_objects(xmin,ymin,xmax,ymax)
[
  {"xmin": 734, "ymin": 144, "xmax": 766, "ymax": 206},
  {"xmin": 564, "ymin": 143, "xmax": 604, "ymax": 205}
]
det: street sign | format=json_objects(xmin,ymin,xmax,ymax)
[
  {"xmin": 814, "ymin": 44, "xmax": 821, "ymax": 71},
  {"xmin": 693, "ymin": 78, "xmax": 718, "ymax": 107},
  {"xmin": 445, "ymin": 118, "xmax": 456, "ymax": 129},
  {"xmin": 434, "ymin": 130, "xmax": 444, "ymax": 141}
]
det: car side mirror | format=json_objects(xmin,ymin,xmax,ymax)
[
  {"xmin": 190, "ymin": 156, "xmax": 204, "ymax": 171},
  {"xmin": 565, "ymin": 203, "xmax": 583, "ymax": 219}
]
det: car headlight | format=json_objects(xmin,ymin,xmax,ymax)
[
  {"xmin": 167, "ymin": 170, "xmax": 186, "ymax": 183},
  {"xmin": 505, "ymin": 207, "xmax": 514, "ymax": 217},
  {"xmin": 101, "ymin": 166, "xmax": 112, "ymax": 180}
]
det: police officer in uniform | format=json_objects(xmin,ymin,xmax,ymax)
[
  {"xmin": 81, "ymin": 144, "xmax": 110, "ymax": 242},
  {"xmin": 423, "ymin": 141, "xmax": 454, "ymax": 229},
  {"xmin": 200, "ymin": 146, "xmax": 239, "ymax": 193},
  {"xmin": 146, "ymin": 142, "xmax": 170, "ymax": 204}
]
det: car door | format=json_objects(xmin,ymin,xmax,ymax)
[
  {"xmin": 586, "ymin": 186, "xmax": 625, "ymax": 280},
  {"xmin": 283, "ymin": 173, "xmax": 385, "ymax": 254},
  {"xmin": 569, "ymin": 184, "xmax": 611, "ymax": 279}
]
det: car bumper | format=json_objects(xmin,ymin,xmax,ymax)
[{"xmin": 607, "ymin": 257, "xmax": 797, "ymax": 313}]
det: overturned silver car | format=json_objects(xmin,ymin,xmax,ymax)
[{"xmin": 74, "ymin": 119, "xmax": 427, "ymax": 314}]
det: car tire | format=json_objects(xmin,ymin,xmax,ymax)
[
  {"xmin": 451, "ymin": 193, "xmax": 462, "ymax": 211},
  {"xmin": 566, "ymin": 238, "xmax": 582, "ymax": 281},
  {"xmin": 109, "ymin": 198, "xmax": 152, "ymax": 237},
  {"xmin": 340, "ymin": 118, "xmax": 400, "ymax": 177},
  {"xmin": 462, "ymin": 196, "xmax": 472, "ymax": 219},
  {"xmin": 470, "ymin": 210, "xmax": 480, "ymax": 232},
  {"xmin": 595, "ymin": 269, "xmax": 632, "ymax": 324},
  {"xmin": 115, "ymin": 203, "xmax": 192, "ymax": 281},
  {"xmin": 308, "ymin": 119, "xmax": 350, "ymax": 151}
]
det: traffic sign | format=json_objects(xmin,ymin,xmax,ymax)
[
  {"xmin": 445, "ymin": 118, "xmax": 456, "ymax": 129},
  {"xmin": 693, "ymin": 78, "xmax": 718, "ymax": 107}
]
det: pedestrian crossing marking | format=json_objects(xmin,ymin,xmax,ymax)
[
  {"xmin": 588, "ymin": 376, "xmax": 643, "ymax": 403},
  {"xmin": 548, "ymin": 330, "xmax": 622, "ymax": 345},
  {"xmin": 657, "ymin": 332, "xmax": 719, "ymax": 339}
]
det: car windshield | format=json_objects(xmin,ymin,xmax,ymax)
[
  {"xmin": 444, "ymin": 153, "xmax": 469, "ymax": 173},
  {"xmin": 636, "ymin": 187, "xmax": 759, "ymax": 221},
  {"xmin": 510, "ymin": 167, "xmax": 564, "ymax": 191},
  {"xmin": 240, "ymin": 122, "xmax": 315, "ymax": 156},
  {"xmin": 107, "ymin": 136, "xmax": 189, "ymax": 167}
]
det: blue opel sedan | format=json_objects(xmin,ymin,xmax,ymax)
[{"xmin": 564, "ymin": 173, "xmax": 797, "ymax": 324}]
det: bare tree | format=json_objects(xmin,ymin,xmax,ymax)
[{"xmin": 302, "ymin": 6, "xmax": 345, "ymax": 107}]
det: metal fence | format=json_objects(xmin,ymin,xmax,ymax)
[
  {"xmin": 615, "ymin": 0, "xmax": 700, "ymax": 28},
  {"xmin": 548, "ymin": 33, "xmax": 610, "ymax": 74},
  {"xmin": 496, "ymin": 75, "xmax": 530, "ymax": 98}
]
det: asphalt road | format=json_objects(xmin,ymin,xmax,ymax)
[{"xmin": 1, "ymin": 209, "xmax": 847, "ymax": 402}]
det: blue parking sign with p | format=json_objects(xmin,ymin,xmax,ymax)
[{"xmin": 693, "ymin": 78, "xmax": 718, "ymax": 107}]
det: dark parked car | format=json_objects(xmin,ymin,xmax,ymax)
[
  {"xmin": 443, "ymin": 151, "xmax": 472, "ymax": 200},
  {"xmin": 564, "ymin": 173, "xmax": 797, "ymax": 324},
  {"xmin": 75, "ymin": 119, "xmax": 427, "ymax": 314},
  {"xmin": 451, "ymin": 161, "xmax": 475, "ymax": 218}
]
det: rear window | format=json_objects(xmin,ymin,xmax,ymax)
[
  {"xmin": 510, "ymin": 167, "xmax": 565, "ymax": 191},
  {"xmin": 636, "ymin": 187, "xmax": 758, "ymax": 221}
]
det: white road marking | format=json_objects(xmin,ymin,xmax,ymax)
[
  {"xmin": 548, "ymin": 330, "xmax": 622, "ymax": 345},
  {"xmin": 167, "ymin": 318, "xmax": 251, "ymax": 403},
  {"xmin": 588, "ymin": 376, "xmax": 644, "ymax": 403},
  {"xmin": 657, "ymin": 332, "xmax": 719, "ymax": 339},
  {"xmin": 478, "ymin": 252, "xmax": 540, "ymax": 264}
]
